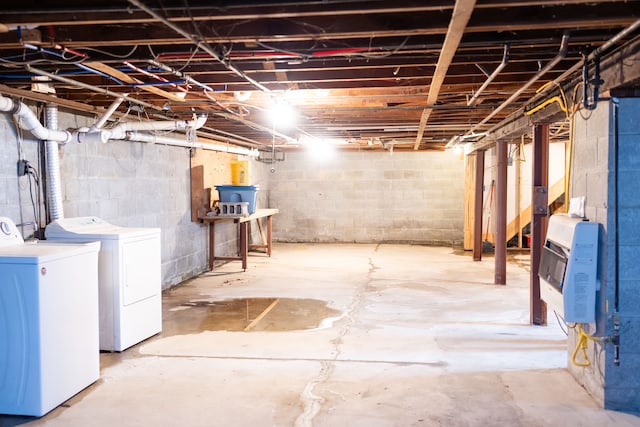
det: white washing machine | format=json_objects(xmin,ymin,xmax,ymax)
[
  {"xmin": 0, "ymin": 217, "xmax": 100, "ymax": 417},
  {"xmin": 45, "ymin": 217, "xmax": 162, "ymax": 352}
]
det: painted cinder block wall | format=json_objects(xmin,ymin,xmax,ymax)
[
  {"xmin": 268, "ymin": 150, "xmax": 465, "ymax": 245},
  {"xmin": 0, "ymin": 106, "xmax": 270, "ymax": 289},
  {"xmin": 570, "ymin": 98, "xmax": 640, "ymax": 412},
  {"xmin": 604, "ymin": 97, "xmax": 640, "ymax": 411}
]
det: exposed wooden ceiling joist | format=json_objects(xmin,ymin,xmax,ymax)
[
  {"xmin": 414, "ymin": 0, "xmax": 476, "ymax": 150},
  {"xmin": 0, "ymin": 1, "xmax": 638, "ymax": 151}
]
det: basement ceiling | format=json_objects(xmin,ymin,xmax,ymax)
[{"xmin": 0, "ymin": 1, "xmax": 639, "ymax": 152}]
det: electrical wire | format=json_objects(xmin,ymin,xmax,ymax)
[
  {"xmin": 553, "ymin": 310, "xmax": 568, "ymax": 336},
  {"xmin": 179, "ymin": 0, "xmax": 213, "ymax": 72},
  {"xmin": 0, "ymin": 56, "xmax": 86, "ymax": 66},
  {"xmin": 178, "ymin": 0, "xmax": 225, "ymax": 69},
  {"xmin": 571, "ymin": 323, "xmax": 602, "ymax": 368},
  {"xmin": 25, "ymin": 163, "xmax": 41, "ymax": 232},
  {"xmin": 72, "ymin": 45, "xmax": 140, "ymax": 59}
]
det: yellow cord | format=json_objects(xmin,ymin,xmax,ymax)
[
  {"xmin": 525, "ymin": 81, "xmax": 570, "ymax": 117},
  {"xmin": 571, "ymin": 324, "xmax": 602, "ymax": 367}
]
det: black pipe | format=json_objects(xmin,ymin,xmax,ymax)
[{"xmin": 583, "ymin": 53, "xmax": 604, "ymax": 110}]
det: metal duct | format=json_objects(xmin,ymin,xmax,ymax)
[{"xmin": 44, "ymin": 104, "xmax": 64, "ymax": 220}]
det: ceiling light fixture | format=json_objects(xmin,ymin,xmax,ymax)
[{"xmin": 268, "ymin": 99, "xmax": 297, "ymax": 129}]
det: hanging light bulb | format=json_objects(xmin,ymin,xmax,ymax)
[{"xmin": 268, "ymin": 99, "xmax": 297, "ymax": 129}]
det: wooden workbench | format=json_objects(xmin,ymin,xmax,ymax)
[{"xmin": 199, "ymin": 208, "xmax": 279, "ymax": 271}]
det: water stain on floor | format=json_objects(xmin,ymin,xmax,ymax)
[{"xmin": 163, "ymin": 297, "xmax": 342, "ymax": 335}]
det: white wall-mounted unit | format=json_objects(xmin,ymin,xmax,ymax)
[
  {"xmin": 46, "ymin": 217, "xmax": 161, "ymax": 352},
  {"xmin": 0, "ymin": 217, "xmax": 100, "ymax": 416},
  {"xmin": 539, "ymin": 214, "xmax": 600, "ymax": 324}
]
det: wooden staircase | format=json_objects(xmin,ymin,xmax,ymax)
[{"xmin": 488, "ymin": 178, "xmax": 565, "ymax": 245}]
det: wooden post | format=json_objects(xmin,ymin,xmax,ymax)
[
  {"xmin": 495, "ymin": 141, "xmax": 507, "ymax": 284},
  {"xmin": 464, "ymin": 153, "xmax": 476, "ymax": 251},
  {"xmin": 473, "ymin": 150, "xmax": 485, "ymax": 261}
]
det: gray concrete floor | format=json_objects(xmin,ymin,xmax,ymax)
[{"xmin": 2, "ymin": 243, "xmax": 640, "ymax": 427}]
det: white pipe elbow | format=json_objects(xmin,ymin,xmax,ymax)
[
  {"xmin": 0, "ymin": 95, "xmax": 16, "ymax": 112},
  {"xmin": 15, "ymin": 103, "xmax": 72, "ymax": 143},
  {"xmin": 192, "ymin": 114, "xmax": 207, "ymax": 129}
]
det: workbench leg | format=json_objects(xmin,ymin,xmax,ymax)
[
  {"xmin": 267, "ymin": 215, "xmax": 273, "ymax": 257},
  {"xmin": 240, "ymin": 222, "xmax": 248, "ymax": 270},
  {"xmin": 209, "ymin": 222, "xmax": 216, "ymax": 270}
]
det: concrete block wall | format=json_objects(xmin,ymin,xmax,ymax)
[
  {"xmin": 0, "ymin": 105, "xmax": 212, "ymax": 289},
  {"xmin": 0, "ymin": 114, "xmax": 40, "ymax": 234},
  {"xmin": 269, "ymin": 150, "xmax": 464, "ymax": 245},
  {"xmin": 604, "ymin": 97, "xmax": 640, "ymax": 411},
  {"xmin": 61, "ymin": 110, "xmax": 207, "ymax": 288},
  {"xmin": 571, "ymin": 98, "xmax": 640, "ymax": 413},
  {"xmin": 569, "ymin": 101, "xmax": 610, "ymax": 406}
]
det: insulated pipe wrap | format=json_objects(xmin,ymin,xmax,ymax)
[{"xmin": 45, "ymin": 104, "xmax": 65, "ymax": 220}]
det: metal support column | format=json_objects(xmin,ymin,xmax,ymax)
[
  {"xmin": 473, "ymin": 150, "xmax": 485, "ymax": 261},
  {"xmin": 531, "ymin": 124, "xmax": 549, "ymax": 325},
  {"xmin": 495, "ymin": 141, "xmax": 508, "ymax": 284}
]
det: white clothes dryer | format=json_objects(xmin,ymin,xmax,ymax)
[
  {"xmin": 0, "ymin": 217, "xmax": 100, "ymax": 416},
  {"xmin": 46, "ymin": 217, "xmax": 162, "ymax": 352}
]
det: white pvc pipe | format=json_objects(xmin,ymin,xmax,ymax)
[
  {"xmin": 124, "ymin": 131, "xmax": 257, "ymax": 156},
  {"xmin": 0, "ymin": 94, "xmax": 73, "ymax": 143},
  {"xmin": 106, "ymin": 115, "xmax": 207, "ymax": 140},
  {"xmin": 0, "ymin": 95, "xmax": 13, "ymax": 111},
  {"xmin": 92, "ymin": 97, "xmax": 126, "ymax": 130}
]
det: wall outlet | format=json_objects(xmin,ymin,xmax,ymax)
[{"xmin": 17, "ymin": 160, "xmax": 28, "ymax": 176}]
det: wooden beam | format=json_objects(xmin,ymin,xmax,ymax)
[
  {"xmin": 84, "ymin": 61, "xmax": 186, "ymax": 103},
  {"xmin": 473, "ymin": 150, "xmax": 485, "ymax": 260},
  {"xmin": 0, "ymin": 83, "xmax": 103, "ymax": 115},
  {"xmin": 1, "ymin": 1, "xmax": 626, "ymax": 28},
  {"xmin": 495, "ymin": 140, "xmax": 507, "ymax": 284},
  {"xmin": 414, "ymin": 0, "xmax": 476, "ymax": 149}
]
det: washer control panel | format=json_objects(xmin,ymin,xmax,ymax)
[{"xmin": 0, "ymin": 217, "xmax": 24, "ymax": 247}]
